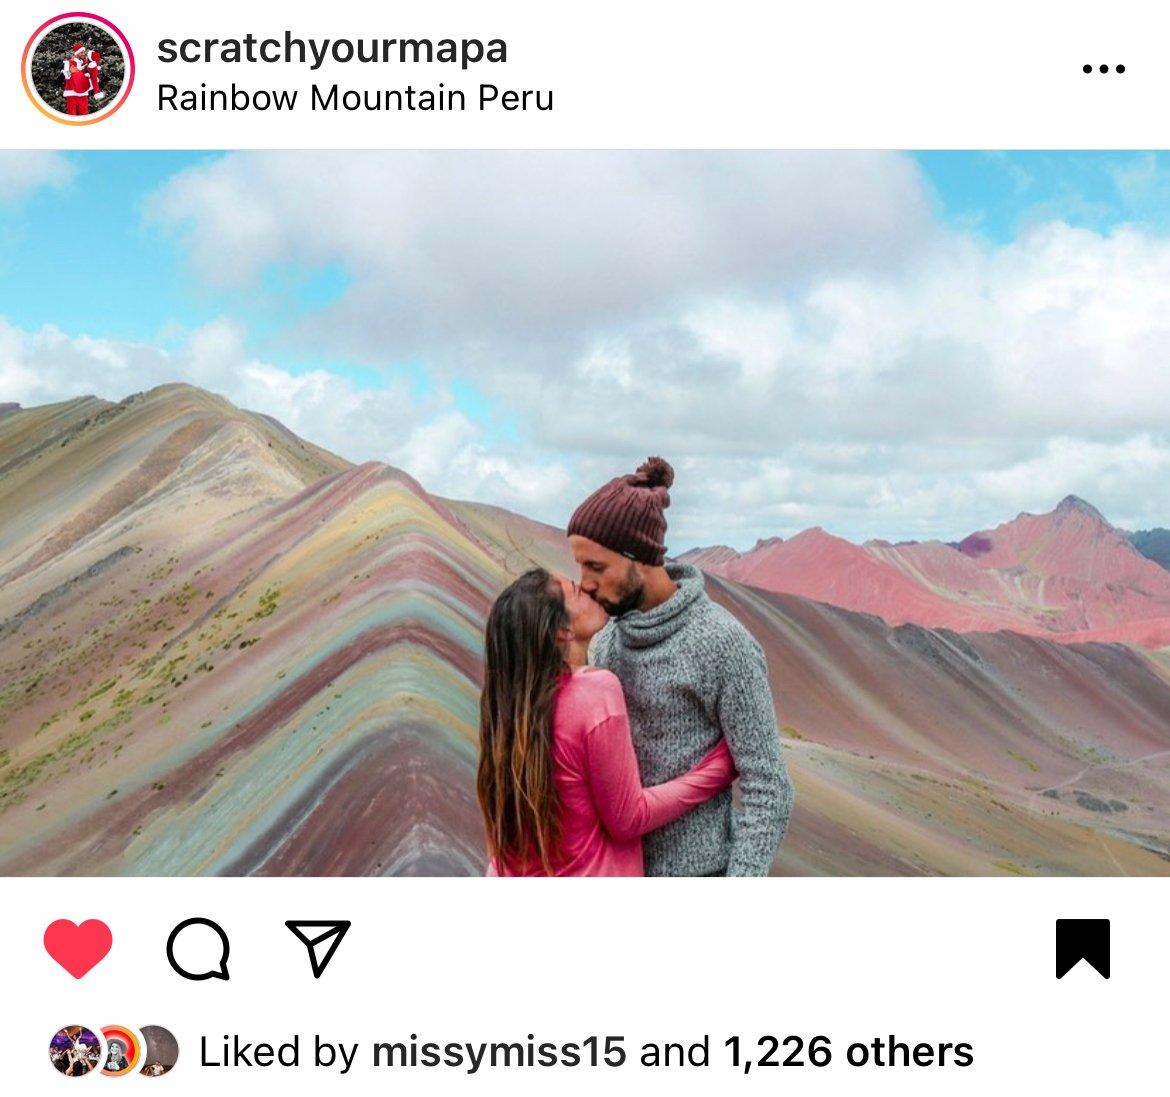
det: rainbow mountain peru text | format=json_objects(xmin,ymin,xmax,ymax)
[{"xmin": 1, "ymin": 385, "xmax": 1168, "ymax": 875}]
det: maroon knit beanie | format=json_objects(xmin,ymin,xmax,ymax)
[{"xmin": 567, "ymin": 457, "xmax": 674, "ymax": 566}]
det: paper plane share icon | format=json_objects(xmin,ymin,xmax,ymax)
[{"xmin": 286, "ymin": 920, "xmax": 351, "ymax": 979}]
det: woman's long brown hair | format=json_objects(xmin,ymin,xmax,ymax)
[{"xmin": 477, "ymin": 568, "xmax": 568, "ymax": 874}]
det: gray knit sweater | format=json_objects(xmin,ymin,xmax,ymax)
[{"xmin": 592, "ymin": 563, "xmax": 793, "ymax": 876}]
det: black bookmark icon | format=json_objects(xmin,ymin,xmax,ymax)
[
  {"xmin": 286, "ymin": 920, "xmax": 351, "ymax": 978},
  {"xmin": 1055, "ymin": 919, "xmax": 1110, "ymax": 979}
]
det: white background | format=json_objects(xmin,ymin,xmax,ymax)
[
  {"xmin": 3, "ymin": 1, "xmax": 1165, "ymax": 1091},
  {"xmin": 8, "ymin": 880, "xmax": 1151, "ymax": 1093},
  {"xmin": 3, "ymin": 0, "xmax": 1164, "ymax": 148}
]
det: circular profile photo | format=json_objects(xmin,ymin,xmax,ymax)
[
  {"xmin": 48, "ymin": 1025, "xmax": 104, "ymax": 1078},
  {"xmin": 99, "ymin": 1024, "xmax": 142, "ymax": 1077},
  {"xmin": 22, "ymin": 13, "xmax": 135, "ymax": 125},
  {"xmin": 139, "ymin": 1025, "xmax": 179, "ymax": 1077}
]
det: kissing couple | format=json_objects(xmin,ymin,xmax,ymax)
[{"xmin": 479, "ymin": 457, "xmax": 793, "ymax": 876}]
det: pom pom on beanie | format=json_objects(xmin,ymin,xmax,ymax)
[{"xmin": 633, "ymin": 456, "xmax": 674, "ymax": 489}]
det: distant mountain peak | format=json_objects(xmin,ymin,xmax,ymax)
[
  {"xmin": 689, "ymin": 492, "xmax": 1170, "ymax": 644},
  {"xmin": 1054, "ymin": 495, "xmax": 1109, "ymax": 524}
]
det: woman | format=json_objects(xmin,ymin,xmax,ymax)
[
  {"xmin": 478, "ymin": 568, "xmax": 734, "ymax": 876},
  {"xmin": 64, "ymin": 1034, "xmax": 91, "ymax": 1076}
]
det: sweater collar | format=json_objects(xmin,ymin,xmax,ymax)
[{"xmin": 610, "ymin": 562, "xmax": 705, "ymax": 649}]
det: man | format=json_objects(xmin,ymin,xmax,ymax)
[{"xmin": 568, "ymin": 456, "xmax": 793, "ymax": 876}]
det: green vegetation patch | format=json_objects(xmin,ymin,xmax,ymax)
[
  {"xmin": 250, "ymin": 586, "xmax": 281, "ymax": 621},
  {"xmin": 992, "ymin": 859, "xmax": 1036, "ymax": 876},
  {"xmin": 87, "ymin": 678, "xmax": 120, "ymax": 701},
  {"xmin": 0, "ymin": 726, "xmax": 97, "ymax": 805},
  {"xmin": 1008, "ymin": 750, "xmax": 1041, "ymax": 773}
]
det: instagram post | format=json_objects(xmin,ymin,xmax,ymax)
[{"xmin": 2, "ymin": 1, "xmax": 1167, "ymax": 1092}]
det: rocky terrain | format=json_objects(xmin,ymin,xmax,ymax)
[{"xmin": 1, "ymin": 385, "xmax": 1167, "ymax": 875}]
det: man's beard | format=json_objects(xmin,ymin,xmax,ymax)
[{"xmin": 599, "ymin": 562, "xmax": 643, "ymax": 617}]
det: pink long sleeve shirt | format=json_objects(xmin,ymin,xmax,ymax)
[{"xmin": 492, "ymin": 667, "xmax": 735, "ymax": 876}]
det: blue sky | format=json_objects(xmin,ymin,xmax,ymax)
[
  {"xmin": 2, "ymin": 152, "xmax": 201, "ymax": 341},
  {"xmin": 1, "ymin": 150, "xmax": 1168, "ymax": 546},
  {"xmin": 0, "ymin": 151, "xmax": 504, "ymax": 421},
  {"xmin": 3, "ymin": 151, "xmax": 354, "ymax": 367}
]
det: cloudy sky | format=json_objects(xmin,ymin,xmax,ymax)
[{"xmin": 1, "ymin": 150, "xmax": 1168, "ymax": 550}]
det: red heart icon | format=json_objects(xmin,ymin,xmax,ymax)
[{"xmin": 43, "ymin": 919, "xmax": 113, "ymax": 979}]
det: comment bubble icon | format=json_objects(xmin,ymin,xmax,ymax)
[{"xmin": 166, "ymin": 918, "xmax": 230, "ymax": 981}]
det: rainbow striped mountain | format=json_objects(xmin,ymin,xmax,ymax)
[{"xmin": 2, "ymin": 385, "xmax": 1168, "ymax": 875}]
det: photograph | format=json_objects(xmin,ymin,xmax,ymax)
[
  {"xmin": 48, "ymin": 1026, "xmax": 102, "ymax": 1076},
  {"xmin": 0, "ymin": 150, "xmax": 1167, "ymax": 876},
  {"xmin": 25, "ymin": 18, "xmax": 126, "ymax": 120},
  {"xmin": 138, "ymin": 1024, "xmax": 178, "ymax": 1077}
]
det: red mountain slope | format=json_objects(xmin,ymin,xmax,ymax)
[{"xmin": 684, "ymin": 496, "xmax": 1170, "ymax": 647}]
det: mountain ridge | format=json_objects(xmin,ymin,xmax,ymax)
[
  {"xmin": 681, "ymin": 494, "xmax": 1170, "ymax": 646},
  {"xmin": 2, "ymin": 383, "xmax": 1168, "ymax": 876}
]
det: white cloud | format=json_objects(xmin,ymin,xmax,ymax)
[
  {"xmin": 397, "ymin": 412, "xmax": 572, "ymax": 511},
  {"xmin": 0, "ymin": 316, "xmax": 571, "ymax": 521},
  {"xmin": 0, "ymin": 152, "xmax": 74, "ymax": 203},
  {"xmin": 974, "ymin": 435, "xmax": 1170, "ymax": 528},
  {"xmin": 147, "ymin": 150, "xmax": 934, "ymax": 354},
  {"xmin": 9, "ymin": 152, "xmax": 1170, "ymax": 549}
]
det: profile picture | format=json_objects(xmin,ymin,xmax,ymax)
[
  {"xmin": 99, "ymin": 1024, "xmax": 142, "ymax": 1076},
  {"xmin": 139, "ymin": 1026, "xmax": 179, "ymax": 1077},
  {"xmin": 22, "ymin": 14, "xmax": 134, "ymax": 124},
  {"xmin": 48, "ymin": 1026, "xmax": 102, "ymax": 1077}
]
